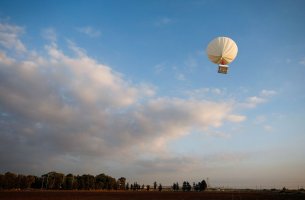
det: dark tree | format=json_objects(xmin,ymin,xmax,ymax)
[
  {"xmin": 126, "ymin": 182, "xmax": 129, "ymax": 190},
  {"xmin": 77, "ymin": 174, "xmax": 95, "ymax": 190},
  {"xmin": 95, "ymin": 173, "xmax": 117, "ymax": 190},
  {"xmin": 16, "ymin": 174, "xmax": 35, "ymax": 189},
  {"xmin": 200, "ymin": 180, "xmax": 207, "ymax": 191},
  {"xmin": 182, "ymin": 181, "xmax": 187, "ymax": 192},
  {"xmin": 186, "ymin": 182, "xmax": 191, "ymax": 191},
  {"xmin": 63, "ymin": 174, "xmax": 74, "ymax": 190},
  {"xmin": 173, "ymin": 182, "xmax": 180, "ymax": 191},
  {"xmin": 95, "ymin": 173, "xmax": 106, "ymax": 189},
  {"xmin": 108, "ymin": 176, "xmax": 117, "ymax": 190},
  {"xmin": 181, "ymin": 181, "xmax": 192, "ymax": 192},
  {"xmin": 4, "ymin": 172, "xmax": 17, "ymax": 189},
  {"xmin": 172, "ymin": 183, "xmax": 176, "ymax": 191},
  {"xmin": 117, "ymin": 177, "xmax": 126, "ymax": 190},
  {"xmin": 193, "ymin": 182, "xmax": 197, "ymax": 191},
  {"xmin": 26, "ymin": 175, "xmax": 36, "ymax": 189},
  {"xmin": 0, "ymin": 174, "xmax": 4, "ymax": 189},
  {"xmin": 0, "ymin": 171, "xmax": 119, "ymax": 191},
  {"xmin": 42, "ymin": 172, "xmax": 65, "ymax": 189},
  {"xmin": 133, "ymin": 182, "xmax": 139, "ymax": 190},
  {"xmin": 154, "ymin": 181, "xmax": 157, "ymax": 190},
  {"xmin": 146, "ymin": 185, "xmax": 150, "ymax": 191},
  {"xmin": 16, "ymin": 174, "xmax": 27, "ymax": 189},
  {"xmin": 31, "ymin": 176, "xmax": 42, "ymax": 189},
  {"xmin": 158, "ymin": 183, "xmax": 162, "ymax": 192}
]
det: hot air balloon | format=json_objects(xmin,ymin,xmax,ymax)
[{"xmin": 206, "ymin": 37, "xmax": 238, "ymax": 74}]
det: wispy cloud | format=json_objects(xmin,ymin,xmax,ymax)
[
  {"xmin": 154, "ymin": 62, "xmax": 166, "ymax": 74},
  {"xmin": 175, "ymin": 72, "xmax": 186, "ymax": 81},
  {"xmin": 254, "ymin": 115, "xmax": 266, "ymax": 124},
  {"xmin": 260, "ymin": 89, "xmax": 277, "ymax": 97},
  {"xmin": 184, "ymin": 56, "xmax": 198, "ymax": 71},
  {"xmin": 42, "ymin": 27, "xmax": 57, "ymax": 43},
  {"xmin": 154, "ymin": 17, "xmax": 172, "ymax": 26},
  {"xmin": 77, "ymin": 26, "xmax": 101, "ymax": 37},
  {"xmin": 240, "ymin": 89, "xmax": 277, "ymax": 108},
  {"xmin": 0, "ymin": 23, "xmax": 26, "ymax": 52},
  {"xmin": 299, "ymin": 57, "xmax": 305, "ymax": 66},
  {"xmin": 205, "ymin": 130, "xmax": 232, "ymax": 139},
  {"xmin": 67, "ymin": 39, "xmax": 87, "ymax": 57},
  {"xmin": 184, "ymin": 87, "xmax": 227, "ymax": 99},
  {"xmin": 263, "ymin": 125, "xmax": 274, "ymax": 132},
  {"xmin": 245, "ymin": 96, "xmax": 266, "ymax": 108}
]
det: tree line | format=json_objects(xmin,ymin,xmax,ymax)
[
  {"xmin": 0, "ymin": 171, "xmax": 207, "ymax": 192},
  {"xmin": 0, "ymin": 171, "xmax": 123, "ymax": 190},
  {"xmin": 172, "ymin": 180, "xmax": 207, "ymax": 192}
]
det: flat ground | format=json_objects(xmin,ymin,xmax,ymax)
[{"xmin": 0, "ymin": 190, "xmax": 304, "ymax": 200}]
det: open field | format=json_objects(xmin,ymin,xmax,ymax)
[{"xmin": 0, "ymin": 190, "xmax": 305, "ymax": 200}]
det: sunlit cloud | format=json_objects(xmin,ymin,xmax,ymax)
[
  {"xmin": 0, "ymin": 22, "xmax": 253, "ymax": 178},
  {"xmin": 226, "ymin": 114, "xmax": 246, "ymax": 123}
]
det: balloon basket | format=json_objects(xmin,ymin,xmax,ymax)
[{"xmin": 218, "ymin": 65, "xmax": 228, "ymax": 74}]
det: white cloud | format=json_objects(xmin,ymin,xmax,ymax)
[
  {"xmin": 0, "ymin": 21, "xmax": 249, "ymax": 179},
  {"xmin": 260, "ymin": 89, "xmax": 277, "ymax": 97},
  {"xmin": 77, "ymin": 26, "xmax": 101, "ymax": 38},
  {"xmin": 240, "ymin": 89, "xmax": 277, "ymax": 109},
  {"xmin": 0, "ymin": 23, "xmax": 26, "ymax": 52},
  {"xmin": 245, "ymin": 96, "xmax": 266, "ymax": 108},
  {"xmin": 226, "ymin": 114, "xmax": 246, "ymax": 122}
]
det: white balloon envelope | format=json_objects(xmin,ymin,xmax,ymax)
[{"xmin": 206, "ymin": 37, "xmax": 238, "ymax": 74}]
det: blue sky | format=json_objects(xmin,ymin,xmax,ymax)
[{"xmin": 0, "ymin": 0, "xmax": 305, "ymax": 189}]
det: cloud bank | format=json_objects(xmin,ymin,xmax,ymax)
[{"xmin": 0, "ymin": 22, "xmax": 254, "ymax": 182}]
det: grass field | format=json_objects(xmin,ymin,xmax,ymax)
[{"xmin": 0, "ymin": 190, "xmax": 305, "ymax": 200}]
